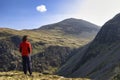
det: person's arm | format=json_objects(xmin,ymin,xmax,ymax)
[{"xmin": 28, "ymin": 43, "xmax": 32, "ymax": 54}]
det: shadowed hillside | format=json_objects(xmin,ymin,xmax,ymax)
[{"xmin": 57, "ymin": 13, "xmax": 120, "ymax": 80}]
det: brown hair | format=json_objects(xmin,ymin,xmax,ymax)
[{"xmin": 22, "ymin": 35, "xmax": 28, "ymax": 41}]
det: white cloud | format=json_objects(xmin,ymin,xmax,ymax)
[{"xmin": 36, "ymin": 5, "xmax": 47, "ymax": 12}]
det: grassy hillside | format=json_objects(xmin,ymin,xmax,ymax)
[
  {"xmin": 0, "ymin": 28, "xmax": 90, "ymax": 53},
  {"xmin": 0, "ymin": 71, "xmax": 91, "ymax": 80}
]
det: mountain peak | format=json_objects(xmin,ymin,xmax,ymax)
[
  {"xmin": 38, "ymin": 18, "xmax": 99, "ymax": 37},
  {"xmin": 59, "ymin": 18, "xmax": 91, "ymax": 24},
  {"xmin": 61, "ymin": 18, "xmax": 82, "ymax": 22}
]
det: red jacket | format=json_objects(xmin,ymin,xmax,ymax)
[{"xmin": 19, "ymin": 41, "xmax": 32, "ymax": 56}]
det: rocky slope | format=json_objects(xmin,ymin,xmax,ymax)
[
  {"xmin": 32, "ymin": 46, "xmax": 72, "ymax": 73},
  {"xmin": 57, "ymin": 13, "xmax": 120, "ymax": 80}
]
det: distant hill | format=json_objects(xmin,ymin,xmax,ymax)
[
  {"xmin": 37, "ymin": 18, "xmax": 100, "ymax": 39},
  {"xmin": 57, "ymin": 13, "xmax": 120, "ymax": 80},
  {"xmin": 0, "ymin": 18, "xmax": 99, "ymax": 73}
]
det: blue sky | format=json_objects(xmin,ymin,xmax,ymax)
[{"xmin": 0, "ymin": 0, "xmax": 120, "ymax": 30}]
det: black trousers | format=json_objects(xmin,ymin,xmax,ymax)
[{"xmin": 22, "ymin": 56, "xmax": 32, "ymax": 75}]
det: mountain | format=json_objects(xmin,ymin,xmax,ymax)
[
  {"xmin": 0, "ymin": 18, "xmax": 99, "ymax": 73},
  {"xmin": 37, "ymin": 18, "xmax": 100, "ymax": 39},
  {"xmin": 57, "ymin": 13, "xmax": 120, "ymax": 80}
]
